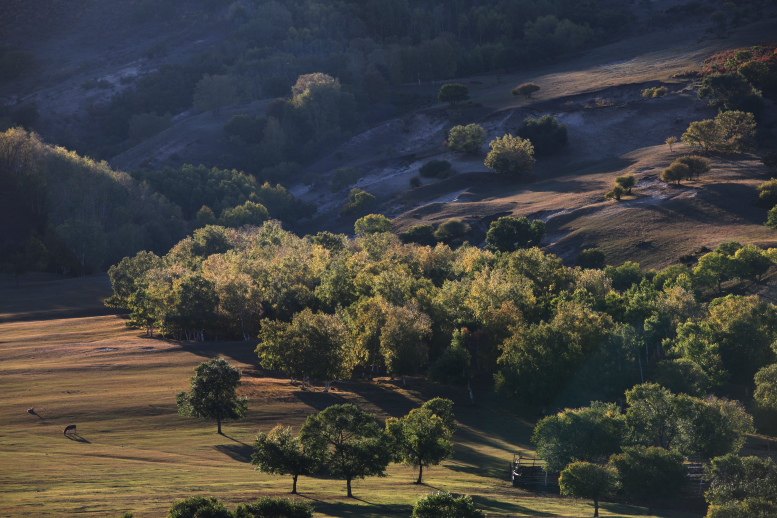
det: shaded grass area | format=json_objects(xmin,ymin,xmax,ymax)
[{"xmin": 0, "ymin": 277, "xmax": 703, "ymax": 517}]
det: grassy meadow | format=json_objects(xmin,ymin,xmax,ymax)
[{"xmin": 0, "ymin": 274, "xmax": 702, "ymax": 518}]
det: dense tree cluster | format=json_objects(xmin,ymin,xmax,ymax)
[
  {"xmin": 108, "ymin": 221, "xmax": 777, "ymax": 415},
  {"xmin": 0, "ymin": 128, "xmax": 187, "ymax": 275}
]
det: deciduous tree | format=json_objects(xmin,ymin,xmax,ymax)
[
  {"xmin": 252, "ymin": 425, "xmax": 312, "ymax": 494},
  {"xmin": 484, "ymin": 134, "xmax": 535, "ymax": 177},
  {"xmin": 176, "ymin": 358, "xmax": 248, "ymax": 434},
  {"xmin": 299, "ymin": 404, "xmax": 392, "ymax": 497},
  {"xmin": 559, "ymin": 462, "xmax": 619, "ymax": 517}
]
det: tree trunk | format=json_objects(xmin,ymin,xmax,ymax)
[
  {"xmin": 292, "ymin": 474, "xmax": 298, "ymax": 494},
  {"xmin": 593, "ymin": 498, "xmax": 599, "ymax": 517},
  {"xmin": 217, "ymin": 417, "xmax": 222, "ymax": 435},
  {"xmin": 346, "ymin": 477, "xmax": 353, "ymax": 498},
  {"xmin": 416, "ymin": 463, "xmax": 423, "ymax": 485}
]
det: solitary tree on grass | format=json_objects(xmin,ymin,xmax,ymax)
[
  {"xmin": 438, "ymin": 83, "xmax": 469, "ymax": 105},
  {"xmin": 176, "ymin": 358, "xmax": 248, "ymax": 434},
  {"xmin": 252, "ymin": 425, "xmax": 312, "ymax": 494},
  {"xmin": 299, "ymin": 403, "xmax": 392, "ymax": 498},
  {"xmin": 559, "ymin": 462, "xmax": 619, "ymax": 517},
  {"xmin": 386, "ymin": 399, "xmax": 456, "ymax": 484},
  {"xmin": 512, "ymin": 83, "xmax": 541, "ymax": 99}
]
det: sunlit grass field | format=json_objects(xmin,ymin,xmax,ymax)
[{"xmin": 0, "ymin": 275, "xmax": 702, "ymax": 517}]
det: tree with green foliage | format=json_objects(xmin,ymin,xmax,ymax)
[
  {"xmin": 757, "ymin": 178, "xmax": 777, "ymax": 207},
  {"xmin": 234, "ymin": 497, "xmax": 314, "ymax": 518},
  {"xmin": 753, "ymin": 363, "xmax": 777, "ymax": 434},
  {"xmin": 220, "ymin": 201, "xmax": 270, "ymax": 228},
  {"xmin": 256, "ymin": 309, "xmax": 351, "ymax": 390},
  {"xmin": 299, "ymin": 404, "xmax": 392, "ymax": 497},
  {"xmin": 434, "ymin": 219, "xmax": 470, "ymax": 245},
  {"xmin": 654, "ymin": 358, "xmax": 712, "ymax": 397},
  {"xmin": 698, "ymin": 72, "xmax": 763, "ymax": 113},
  {"xmin": 512, "ymin": 83, "xmax": 541, "ymax": 99},
  {"xmin": 354, "ymin": 214, "xmax": 392, "ymax": 236},
  {"xmin": 400, "ymin": 224, "xmax": 437, "ymax": 246},
  {"xmin": 438, "ymin": 83, "xmax": 469, "ymax": 105},
  {"xmin": 447, "ymin": 124, "xmax": 487, "ymax": 154},
  {"xmin": 559, "ymin": 462, "xmax": 619, "ymax": 517},
  {"xmin": 484, "ymin": 134, "xmax": 535, "ymax": 177},
  {"xmin": 682, "ymin": 111, "xmax": 756, "ymax": 154},
  {"xmin": 340, "ymin": 188, "xmax": 376, "ymax": 215},
  {"xmin": 605, "ymin": 184, "xmax": 625, "ymax": 200},
  {"xmin": 252, "ymin": 425, "xmax": 312, "ymax": 494},
  {"xmin": 576, "ymin": 249, "xmax": 606, "ymax": 269},
  {"xmin": 532, "ymin": 402, "xmax": 625, "ymax": 473},
  {"xmin": 105, "ymin": 251, "xmax": 165, "ymax": 336},
  {"xmin": 705, "ymin": 454, "xmax": 777, "ymax": 509},
  {"xmin": 379, "ymin": 303, "xmax": 432, "ymax": 382},
  {"xmin": 411, "ymin": 492, "xmax": 484, "ymax": 518},
  {"xmin": 176, "ymin": 358, "xmax": 248, "ymax": 434},
  {"xmin": 661, "ymin": 162, "xmax": 689, "ymax": 184},
  {"xmin": 485, "ymin": 216, "xmax": 545, "ymax": 252},
  {"xmin": 615, "ymin": 175, "xmax": 636, "ymax": 194},
  {"xmin": 674, "ymin": 155, "xmax": 711, "ymax": 179},
  {"xmin": 419, "ymin": 160, "xmax": 453, "ymax": 179},
  {"xmin": 168, "ymin": 496, "xmax": 232, "ymax": 518},
  {"xmin": 609, "ymin": 446, "xmax": 686, "ymax": 504},
  {"xmin": 625, "ymin": 383, "xmax": 752, "ymax": 458},
  {"xmin": 386, "ymin": 400, "xmax": 455, "ymax": 484},
  {"xmin": 515, "ymin": 114, "xmax": 567, "ymax": 155}
]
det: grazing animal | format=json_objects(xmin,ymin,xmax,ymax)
[
  {"xmin": 27, "ymin": 408, "xmax": 35, "ymax": 415},
  {"xmin": 64, "ymin": 424, "xmax": 77, "ymax": 436}
]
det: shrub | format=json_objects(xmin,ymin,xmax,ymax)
[
  {"xmin": 331, "ymin": 167, "xmax": 362, "ymax": 191},
  {"xmin": 512, "ymin": 83, "xmax": 541, "ymax": 99},
  {"xmin": 400, "ymin": 224, "xmax": 437, "ymax": 246},
  {"xmin": 419, "ymin": 160, "xmax": 453, "ymax": 178},
  {"xmin": 484, "ymin": 134, "xmax": 535, "ymax": 177},
  {"xmin": 642, "ymin": 86, "xmax": 669, "ymax": 98},
  {"xmin": 515, "ymin": 114, "xmax": 568, "ymax": 155},
  {"xmin": 759, "ymin": 179, "xmax": 777, "ymax": 207},
  {"xmin": 434, "ymin": 219, "xmax": 470, "ymax": 244},
  {"xmin": 448, "ymin": 124, "xmax": 486, "ymax": 154},
  {"xmin": 354, "ymin": 214, "xmax": 392, "ymax": 236},
  {"xmin": 576, "ymin": 249, "xmax": 606, "ymax": 269},
  {"xmin": 438, "ymin": 83, "xmax": 469, "ymax": 105},
  {"xmin": 340, "ymin": 188, "xmax": 376, "ymax": 215}
]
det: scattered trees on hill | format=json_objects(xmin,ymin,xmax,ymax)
[
  {"xmin": 438, "ymin": 83, "xmax": 469, "ymax": 105},
  {"xmin": 176, "ymin": 358, "xmax": 248, "ymax": 435},
  {"xmin": 447, "ymin": 124, "xmax": 487, "ymax": 154},
  {"xmin": 484, "ymin": 134, "xmax": 535, "ymax": 177},
  {"xmin": 512, "ymin": 83, "xmax": 541, "ymax": 99},
  {"xmin": 661, "ymin": 156, "xmax": 711, "ymax": 184}
]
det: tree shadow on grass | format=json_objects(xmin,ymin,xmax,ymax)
[
  {"xmin": 293, "ymin": 390, "xmax": 349, "ymax": 411},
  {"xmin": 470, "ymin": 494, "xmax": 556, "ymax": 517},
  {"xmin": 214, "ymin": 443, "xmax": 254, "ymax": 463},
  {"xmin": 311, "ymin": 500, "xmax": 411, "ymax": 518},
  {"xmin": 446, "ymin": 442, "xmax": 512, "ymax": 479}
]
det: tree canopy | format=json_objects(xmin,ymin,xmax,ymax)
[{"xmin": 176, "ymin": 358, "xmax": 248, "ymax": 434}]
